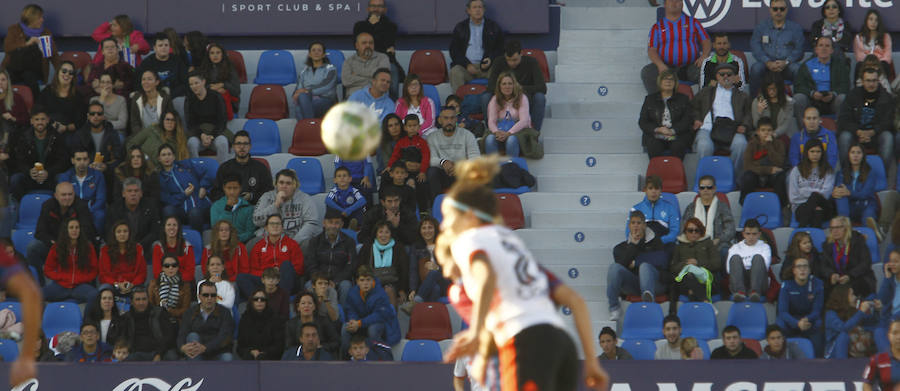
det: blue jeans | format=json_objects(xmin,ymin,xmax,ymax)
[
  {"xmin": 161, "ymin": 204, "xmax": 209, "ymax": 233},
  {"xmin": 416, "ymin": 270, "xmax": 450, "ymax": 302},
  {"xmin": 693, "ymin": 129, "xmax": 748, "ymax": 175},
  {"xmin": 185, "ymin": 332, "xmax": 233, "ymax": 361},
  {"xmin": 781, "ymin": 325, "xmax": 825, "ymax": 358},
  {"xmin": 835, "ymin": 197, "xmax": 878, "ymax": 224},
  {"xmin": 43, "ymin": 281, "xmax": 98, "ymax": 304},
  {"xmin": 296, "ymin": 93, "xmax": 336, "ymax": 119},
  {"xmin": 606, "ymin": 262, "xmax": 663, "ymax": 311},
  {"xmin": 479, "ymin": 93, "xmax": 546, "ymax": 131},
  {"xmin": 838, "ymin": 131, "xmax": 895, "ymax": 171},
  {"xmin": 749, "ymin": 61, "xmax": 801, "ymax": 96},
  {"xmin": 340, "ymin": 321, "xmax": 385, "ymax": 358},
  {"xmin": 304, "ymin": 279, "xmax": 353, "ymax": 307},
  {"xmin": 235, "ymin": 260, "xmax": 297, "ymax": 299},
  {"xmin": 484, "ymin": 133, "xmax": 520, "ymax": 157}
]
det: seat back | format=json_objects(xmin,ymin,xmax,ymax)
[
  {"xmin": 340, "ymin": 228, "xmax": 358, "ymax": 246},
  {"xmin": 253, "ymin": 157, "xmax": 271, "ymax": 172},
  {"xmin": 740, "ymin": 192, "xmax": 782, "ymax": 229},
  {"xmin": 409, "ymin": 50, "xmax": 448, "ymax": 85},
  {"xmin": 226, "ymin": 50, "xmax": 248, "ymax": 83},
  {"xmin": 423, "ymin": 84, "xmax": 442, "ymax": 110},
  {"xmin": 60, "ymin": 51, "xmax": 91, "ymax": 74},
  {"xmin": 620, "ymin": 303, "xmax": 664, "ymax": 340},
  {"xmin": 42, "ymin": 302, "xmax": 83, "ymax": 338},
  {"xmin": 0, "ymin": 339, "xmax": 18, "ymax": 362},
  {"xmin": 401, "ymin": 339, "xmax": 443, "ymax": 362},
  {"xmin": 522, "ymin": 48, "xmax": 550, "ymax": 81},
  {"xmin": 456, "ymin": 84, "xmax": 487, "ymax": 99},
  {"xmin": 788, "ymin": 228, "xmax": 826, "ymax": 252},
  {"xmin": 181, "ymin": 228, "xmax": 203, "ymax": 265},
  {"xmin": 787, "ymin": 337, "xmax": 815, "ymax": 358},
  {"xmin": 188, "ymin": 157, "xmax": 219, "ymax": 178},
  {"xmin": 742, "ymin": 338, "xmax": 763, "ymax": 356},
  {"xmin": 677, "ymin": 83, "xmax": 694, "ymax": 99},
  {"xmin": 406, "ymin": 302, "xmax": 453, "ymax": 341},
  {"xmin": 11, "ymin": 85, "xmax": 33, "ymax": 113},
  {"xmin": 694, "ymin": 156, "xmax": 734, "ymax": 192},
  {"xmin": 854, "ymin": 227, "xmax": 880, "ymax": 264},
  {"xmin": 325, "ymin": 50, "xmax": 345, "ymax": 83},
  {"xmin": 730, "ymin": 50, "xmax": 750, "ymax": 81},
  {"xmin": 431, "ymin": 194, "xmax": 446, "ymax": 223},
  {"xmin": 254, "ymin": 49, "xmax": 297, "ymax": 85},
  {"xmin": 288, "ymin": 119, "xmax": 328, "ymax": 156},
  {"xmin": 242, "ymin": 119, "xmax": 281, "ymax": 156},
  {"xmin": 246, "ymin": 85, "xmax": 289, "ymax": 120},
  {"xmin": 620, "ymin": 339, "xmax": 656, "ymax": 360},
  {"xmin": 286, "ymin": 158, "xmax": 326, "ymax": 195},
  {"xmin": 726, "ymin": 302, "xmax": 767, "ymax": 340},
  {"xmin": 17, "ymin": 193, "xmax": 51, "ymax": 228},
  {"xmin": 677, "ymin": 302, "xmax": 718, "ymax": 340},
  {"xmin": 11, "ymin": 229, "xmax": 34, "ymax": 256},
  {"xmin": 0, "ymin": 302, "xmax": 22, "ymax": 321},
  {"xmin": 646, "ymin": 156, "xmax": 686, "ymax": 193},
  {"xmin": 496, "ymin": 194, "xmax": 525, "ymax": 230},
  {"xmin": 661, "ymin": 192, "xmax": 679, "ymax": 212},
  {"xmin": 820, "ymin": 117, "xmax": 837, "ymax": 132}
]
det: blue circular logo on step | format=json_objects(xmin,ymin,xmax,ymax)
[
  {"xmin": 562, "ymin": 306, "xmax": 572, "ymax": 315},
  {"xmin": 617, "ymin": 0, "xmax": 625, "ymax": 3},
  {"xmin": 585, "ymin": 156, "xmax": 596, "ymax": 167},
  {"xmin": 568, "ymin": 268, "xmax": 579, "ymax": 279},
  {"xmin": 574, "ymin": 232, "xmax": 585, "ymax": 243},
  {"xmin": 581, "ymin": 195, "xmax": 591, "ymax": 206},
  {"xmin": 592, "ymin": 120, "xmax": 602, "ymax": 131},
  {"xmin": 597, "ymin": 86, "xmax": 609, "ymax": 96}
]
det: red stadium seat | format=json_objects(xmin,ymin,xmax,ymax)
[
  {"xmin": 253, "ymin": 157, "xmax": 270, "ymax": 171},
  {"xmin": 625, "ymin": 294, "xmax": 669, "ymax": 303},
  {"xmin": 522, "ymin": 48, "xmax": 550, "ymax": 81},
  {"xmin": 12, "ymin": 85, "xmax": 33, "ymax": 113},
  {"xmin": 742, "ymin": 338, "xmax": 762, "ymax": 356},
  {"xmin": 456, "ymin": 84, "xmax": 487, "ymax": 99},
  {"xmin": 646, "ymin": 156, "xmax": 687, "ymax": 193},
  {"xmin": 245, "ymin": 85, "xmax": 289, "ymax": 120},
  {"xmin": 405, "ymin": 302, "xmax": 452, "ymax": 341},
  {"xmin": 820, "ymin": 117, "xmax": 837, "ymax": 132},
  {"xmin": 288, "ymin": 118, "xmax": 328, "ymax": 156},
  {"xmin": 59, "ymin": 51, "xmax": 91, "ymax": 74},
  {"xmin": 227, "ymin": 50, "xmax": 248, "ymax": 83},
  {"xmin": 496, "ymin": 193, "xmax": 525, "ymax": 230},
  {"xmin": 677, "ymin": 83, "xmax": 694, "ymax": 99},
  {"xmin": 408, "ymin": 50, "xmax": 448, "ymax": 85}
]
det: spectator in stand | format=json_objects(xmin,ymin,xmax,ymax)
[
  {"xmin": 0, "ymin": 69, "xmax": 30, "ymax": 128},
  {"xmin": 811, "ymin": 0, "xmax": 853, "ymax": 56},
  {"xmin": 28, "ymin": 182, "xmax": 96, "ymax": 285},
  {"xmin": 669, "ymin": 218, "xmax": 719, "ymax": 304},
  {"xmin": 711, "ymin": 325, "xmax": 759, "ymax": 359},
  {"xmin": 177, "ymin": 281, "xmax": 234, "ymax": 361},
  {"xmin": 114, "ymin": 146, "xmax": 161, "ymax": 202},
  {"xmin": 638, "ymin": 69, "xmax": 692, "ymax": 160},
  {"xmin": 70, "ymin": 102, "xmax": 125, "ymax": 182},
  {"xmin": 201, "ymin": 219, "xmax": 248, "ymax": 281},
  {"xmin": 863, "ymin": 320, "xmax": 900, "ymax": 389},
  {"xmin": 856, "ymin": 55, "xmax": 893, "ymax": 93},
  {"xmin": 129, "ymin": 109, "xmax": 191, "ymax": 168},
  {"xmin": 752, "ymin": 74, "xmax": 796, "ymax": 138},
  {"xmin": 359, "ymin": 220, "xmax": 410, "ymax": 309},
  {"xmin": 682, "ymin": 175, "xmax": 735, "ymax": 257},
  {"xmin": 66, "ymin": 323, "xmax": 112, "ymax": 362},
  {"xmin": 305, "ymin": 208, "xmax": 358, "ymax": 304},
  {"xmin": 446, "ymin": 94, "xmax": 485, "ymax": 138},
  {"xmin": 162, "ymin": 28, "xmax": 188, "ymax": 68},
  {"xmin": 3, "ymin": 4, "xmax": 61, "ymax": 95},
  {"xmin": 377, "ymin": 114, "xmax": 403, "ymax": 174},
  {"xmin": 237, "ymin": 288, "xmax": 285, "ymax": 360},
  {"xmin": 741, "ymin": 118, "xmax": 787, "ymax": 205},
  {"xmin": 388, "ymin": 115, "xmax": 430, "ymax": 183},
  {"xmin": 825, "ymin": 283, "xmax": 881, "ymax": 358},
  {"xmin": 253, "ymin": 169, "xmax": 322, "ymax": 246},
  {"xmin": 353, "ymin": 0, "xmax": 401, "ymax": 98},
  {"xmin": 88, "ymin": 73, "xmax": 129, "ymax": 137},
  {"xmin": 606, "ymin": 210, "xmax": 667, "ymax": 321},
  {"xmin": 183, "ymin": 31, "xmax": 208, "ymax": 71},
  {"xmin": 151, "ymin": 215, "xmax": 196, "ymax": 285},
  {"xmin": 854, "ymin": 10, "xmax": 894, "ymax": 80},
  {"xmin": 359, "ymin": 186, "xmax": 418, "ymax": 247},
  {"xmin": 128, "ymin": 70, "xmax": 174, "ymax": 137},
  {"xmin": 122, "ymin": 286, "xmax": 176, "ymax": 361},
  {"xmin": 726, "ymin": 218, "xmax": 771, "ymax": 302},
  {"xmin": 655, "ymin": 315, "xmax": 684, "ymax": 360},
  {"xmin": 107, "ymin": 177, "xmax": 160, "ymax": 252},
  {"xmin": 9, "ymin": 109, "xmax": 69, "ymax": 200},
  {"xmin": 760, "ymin": 325, "xmax": 807, "ymax": 359},
  {"xmin": 822, "ymin": 216, "xmax": 877, "ymax": 297},
  {"xmin": 184, "ymin": 71, "xmax": 230, "ymax": 162},
  {"xmin": 788, "ymin": 138, "xmax": 836, "ymax": 228},
  {"xmin": 834, "ymin": 144, "xmax": 880, "ymax": 232},
  {"xmin": 629, "ymin": 175, "xmax": 679, "ymax": 245},
  {"xmin": 426, "ymin": 106, "xmax": 481, "ymax": 199},
  {"xmin": 484, "ymin": 40, "xmax": 547, "ymax": 130},
  {"xmin": 838, "ymin": 67, "xmax": 895, "ymax": 165},
  {"xmin": 150, "ymin": 253, "xmax": 192, "ymax": 321},
  {"xmin": 209, "ymin": 175, "xmax": 256, "ymax": 243},
  {"xmin": 641, "ymin": 0, "xmax": 709, "ymax": 94},
  {"xmin": 196, "ymin": 255, "xmax": 236, "ymax": 310},
  {"xmin": 57, "ymin": 148, "xmax": 107, "ymax": 234},
  {"xmin": 285, "ymin": 291, "xmax": 340, "ymax": 356},
  {"xmin": 135, "ymin": 34, "xmax": 188, "ymax": 99},
  {"xmin": 597, "ymin": 327, "xmax": 632, "ymax": 360},
  {"xmin": 308, "ymin": 273, "xmax": 341, "ymax": 325},
  {"xmin": 776, "ymin": 257, "xmax": 825, "ymax": 357},
  {"xmin": 878, "ymin": 251, "xmax": 900, "ymax": 350},
  {"xmin": 38, "ymin": 61, "xmax": 86, "ymax": 133},
  {"xmin": 44, "ymin": 217, "xmax": 99, "ymax": 303},
  {"xmin": 782, "ymin": 231, "xmax": 827, "ymax": 282},
  {"xmin": 326, "ymin": 167, "xmax": 367, "ymax": 230},
  {"xmin": 86, "ymin": 38, "xmax": 134, "ymax": 98},
  {"xmin": 209, "ymin": 131, "xmax": 273, "ymax": 205},
  {"xmin": 680, "ymin": 337, "xmax": 704, "ymax": 360},
  {"xmin": 449, "ymin": 0, "xmax": 505, "ymax": 92},
  {"xmin": 408, "ymin": 217, "xmax": 449, "ymax": 305},
  {"xmin": 283, "ymin": 322, "xmax": 333, "ymax": 361},
  {"xmin": 348, "ymin": 68, "xmax": 394, "ymax": 122},
  {"xmin": 793, "ymin": 37, "xmax": 849, "ymax": 124},
  {"xmin": 341, "ymin": 265, "xmax": 401, "ymax": 356},
  {"xmin": 395, "ymin": 74, "xmax": 436, "ymax": 136},
  {"xmin": 157, "ymin": 144, "xmax": 212, "ymax": 232},
  {"xmin": 260, "ymin": 267, "xmax": 290, "ymax": 319},
  {"xmin": 99, "ymin": 221, "xmax": 147, "ymax": 297},
  {"xmin": 334, "ymin": 156, "xmax": 376, "ymax": 207},
  {"xmin": 698, "ymin": 33, "xmax": 747, "ymax": 93},
  {"xmin": 292, "ymin": 41, "xmax": 337, "ymax": 120},
  {"xmin": 790, "ymin": 107, "xmax": 839, "ymax": 167},
  {"xmin": 485, "ymin": 72, "xmax": 532, "ymax": 158},
  {"xmin": 90, "ymin": 15, "xmax": 150, "ymax": 68},
  {"xmin": 199, "ymin": 43, "xmax": 240, "ymax": 116},
  {"xmin": 84, "ymin": 286, "xmax": 127, "ymax": 344},
  {"xmin": 692, "ymin": 62, "xmax": 751, "ymax": 175},
  {"xmin": 380, "ymin": 162, "xmax": 416, "ymax": 214},
  {"xmin": 242, "ymin": 215, "xmax": 304, "ymax": 298},
  {"xmin": 343, "ymin": 32, "xmax": 390, "ymax": 97},
  {"xmin": 749, "ymin": 0, "xmax": 804, "ymax": 94}
]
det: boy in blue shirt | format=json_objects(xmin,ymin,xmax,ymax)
[{"xmin": 325, "ymin": 167, "xmax": 367, "ymax": 230}]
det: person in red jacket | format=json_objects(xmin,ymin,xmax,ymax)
[
  {"xmin": 151, "ymin": 215, "xmax": 196, "ymax": 284},
  {"xmin": 238, "ymin": 214, "xmax": 303, "ymax": 300},
  {"xmin": 44, "ymin": 217, "xmax": 99, "ymax": 304},
  {"xmin": 99, "ymin": 221, "xmax": 147, "ymax": 296},
  {"xmin": 201, "ymin": 220, "xmax": 249, "ymax": 282},
  {"xmin": 89, "ymin": 15, "xmax": 150, "ymax": 67},
  {"xmin": 387, "ymin": 115, "xmax": 430, "ymax": 181}
]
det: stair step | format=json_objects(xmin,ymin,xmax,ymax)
[
  {"xmin": 531, "ymin": 247, "xmax": 614, "ymax": 265},
  {"xmin": 557, "ymin": 47, "xmax": 648, "ymax": 65},
  {"xmin": 532, "ymin": 210, "xmax": 628, "ymax": 228},
  {"xmin": 535, "ymin": 174, "xmax": 638, "ymax": 193},
  {"xmin": 520, "ymin": 191, "xmax": 643, "ymax": 212},
  {"xmin": 549, "ymin": 82, "xmax": 647, "ymax": 103},
  {"xmin": 526, "ymin": 154, "xmax": 648, "ymax": 175},
  {"xmin": 543, "ymin": 136, "xmax": 642, "ymax": 154},
  {"xmin": 516, "ymin": 228, "xmax": 628, "ymax": 248},
  {"xmin": 562, "ymin": 6, "xmax": 659, "ymax": 29},
  {"xmin": 555, "ymin": 64, "xmax": 643, "ymax": 84},
  {"xmin": 559, "ymin": 29, "xmax": 648, "ymax": 48},
  {"xmin": 551, "ymin": 102, "xmax": 643, "ymax": 118},
  {"xmin": 540, "ymin": 118, "xmax": 641, "ymax": 137}
]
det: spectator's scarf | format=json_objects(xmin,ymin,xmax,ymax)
[
  {"xmin": 373, "ymin": 239, "xmax": 395, "ymax": 268},
  {"xmin": 19, "ymin": 22, "xmax": 43, "ymax": 38},
  {"xmin": 158, "ymin": 274, "xmax": 181, "ymax": 309},
  {"xmin": 692, "ymin": 196, "xmax": 718, "ymax": 241},
  {"xmin": 820, "ymin": 19, "xmax": 845, "ymax": 42}
]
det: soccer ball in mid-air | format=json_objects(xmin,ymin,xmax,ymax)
[{"xmin": 320, "ymin": 102, "xmax": 382, "ymax": 161}]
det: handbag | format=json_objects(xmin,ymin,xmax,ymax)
[
  {"xmin": 710, "ymin": 116, "xmax": 737, "ymax": 149},
  {"xmin": 497, "ymin": 111, "xmax": 515, "ymax": 132}
]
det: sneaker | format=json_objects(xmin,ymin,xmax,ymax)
[
  {"xmin": 609, "ymin": 307, "xmax": 622, "ymax": 322},
  {"xmin": 641, "ymin": 291, "xmax": 654, "ymax": 302},
  {"xmin": 732, "ymin": 292, "xmax": 746, "ymax": 302},
  {"xmin": 866, "ymin": 217, "xmax": 884, "ymax": 243},
  {"xmin": 748, "ymin": 291, "xmax": 761, "ymax": 302}
]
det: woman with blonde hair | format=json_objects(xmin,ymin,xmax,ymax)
[
  {"xmin": 822, "ymin": 215, "xmax": 876, "ymax": 297},
  {"xmin": 0, "ymin": 69, "xmax": 29, "ymax": 128},
  {"xmin": 484, "ymin": 72, "xmax": 531, "ymax": 158},
  {"xmin": 2, "ymin": 4, "xmax": 60, "ymax": 95}
]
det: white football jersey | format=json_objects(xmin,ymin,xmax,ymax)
[{"xmin": 450, "ymin": 224, "xmax": 563, "ymax": 345}]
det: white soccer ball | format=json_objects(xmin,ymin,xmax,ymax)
[{"xmin": 320, "ymin": 101, "xmax": 382, "ymax": 161}]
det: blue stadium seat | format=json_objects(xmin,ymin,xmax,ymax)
[
  {"xmin": 787, "ymin": 337, "xmax": 815, "ymax": 359},
  {"xmin": 17, "ymin": 193, "xmax": 51, "ymax": 229},
  {"xmin": 423, "ymin": 84, "xmax": 441, "ymax": 110},
  {"xmin": 661, "ymin": 192, "xmax": 679, "ymax": 213},
  {"xmin": 0, "ymin": 302, "xmax": 23, "ymax": 320},
  {"xmin": 726, "ymin": 302, "xmax": 767, "ymax": 340},
  {"xmin": 232, "ymin": 303, "xmax": 241, "ymax": 338},
  {"xmin": 495, "ymin": 157, "xmax": 532, "ymax": 194},
  {"xmin": 0, "ymin": 339, "xmax": 18, "ymax": 361},
  {"xmin": 788, "ymin": 228, "xmax": 826, "ymax": 252},
  {"xmin": 469, "ymin": 78, "xmax": 488, "ymax": 85},
  {"xmin": 286, "ymin": 158, "xmax": 326, "ymax": 195},
  {"xmin": 12, "ymin": 229, "xmax": 35, "ymax": 256},
  {"xmin": 188, "ymin": 157, "xmax": 219, "ymax": 180},
  {"xmin": 740, "ymin": 192, "xmax": 781, "ymax": 229},
  {"xmin": 243, "ymin": 119, "xmax": 281, "ymax": 156},
  {"xmin": 677, "ymin": 302, "xmax": 718, "ymax": 340},
  {"xmin": 867, "ymin": 155, "xmax": 887, "ymax": 192},
  {"xmin": 42, "ymin": 302, "xmax": 82, "ymax": 338},
  {"xmin": 620, "ymin": 339, "xmax": 656, "ymax": 360},
  {"xmin": 182, "ymin": 228, "xmax": 203, "ymax": 265},
  {"xmin": 341, "ymin": 228, "xmax": 358, "ymax": 246},
  {"xmin": 693, "ymin": 156, "xmax": 734, "ymax": 192},
  {"xmin": 254, "ymin": 49, "xmax": 297, "ymax": 85},
  {"xmin": 432, "ymin": 194, "xmax": 446, "ymax": 223},
  {"xmin": 620, "ymin": 303, "xmax": 664, "ymax": 340},
  {"xmin": 326, "ymin": 50, "xmax": 345, "ymax": 83},
  {"xmin": 401, "ymin": 339, "xmax": 443, "ymax": 362},
  {"xmin": 854, "ymin": 227, "xmax": 880, "ymax": 264},
  {"xmin": 697, "ymin": 339, "xmax": 710, "ymax": 359},
  {"xmin": 886, "ymin": 243, "xmax": 898, "ymax": 263}
]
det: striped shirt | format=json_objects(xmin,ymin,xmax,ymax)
[{"xmin": 648, "ymin": 14, "xmax": 709, "ymax": 68}]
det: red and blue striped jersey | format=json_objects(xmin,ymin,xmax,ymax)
[{"xmin": 648, "ymin": 14, "xmax": 709, "ymax": 68}]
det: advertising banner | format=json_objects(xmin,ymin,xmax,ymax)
[{"xmin": 682, "ymin": 0, "xmax": 896, "ymax": 32}]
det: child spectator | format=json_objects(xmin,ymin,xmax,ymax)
[
  {"xmin": 629, "ymin": 175, "xmax": 680, "ymax": 245},
  {"xmin": 379, "ymin": 161, "xmax": 417, "ymax": 214},
  {"xmin": 196, "ymin": 255, "xmax": 236, "ymax": 310},
  {"xmin": 825, "ymin": 283, "xmax": 881, "ymax": 358},
  {"xmin": 726, "ymin": 218, "xmax": 772, "ymax": 302},
  {"xmin": 878, "ymin": 250, "xmax": 900, "ymax": 333},
  {"xmin": 445, "ymin": 95, "xmax": 484, "ymax": 137},
  {"xmin": 241, "ymin": 215, "xmax": 303, "ymax": 298},
  {"xmin": 359, "ymin": 221, "xmax": 410, "ymax": 309},
  {"xmin": 99, "ymin": 221, "xmax": 147, "ymax": 297},
  {"xmin": 309, "ymin": 272, "xmax": 340, "ymax": 324},
  {"xmin": 325, "ymin": 167, "xmax": 367, "ymax": 230},
  {"xmin": 201, "ymin": 219, "xmax": 249, "ymax": 281},
  {"xmin": 776, "ymin": 257, "xmax": 825, "ymax": 357},
  {"xmin": 760, "ymin": 325, "xmax": 806, "ymax": 359},
  {"xmin": 262, "ymin": 267, "xmax": 290, "ymax": 320},
  {"xmin": 285, "ymin": 292, "xmax": 339, "ymax": 357},
  {"xmin": 341, "ymin": 265, "xmax": 401, "ymax": 356},
  {"xmin": 782, "ymin": 231, "xmax": 826, "ymax": 281},
  {"xmin": 394, "ymin": 74, "xmax": 436, "ymax": 136},
  {"xmin": 149, "ymin": 254, "xmax": 192, "ymax": 320},
  {"xmin": 209, "ymin": 175, "xmax": 256, "ymax": 243},
  {"xmin": 65, "ymin": 323, "xmax": 112, "ymax": 362},
  {"xmin": 833, "ymin": 143, "xmax": 879, "ymax": 232},
  {"xmin": 334, "ymin": 156, "xmax": 375, "ymax": 205},
  {"xmin": 112, "ymin": 339, "xmax": 130, "ymax": 362},
  {"xmin": 607, "ymin": 210, "xmax": 667, "ymax": 321},
  {"xmin": 237, "ymin": 288, "xmax": 285, "ymax": 360},
  {"xmin": 788, "ymin": 138, "xmax": 836, "ymax": 228},
  {"xmin": 44, "ymin": 218, "xmax": 100, "ymax": 304},
  {"xmin": 740, "ymin": 117, "xmax": 787, "ymax": 205},
  {"xmin": 348, "ymin": 334, "xmax": 372, "ymax": 361},
  {"xmin": 388, "ymin": 115, "xmax": 430, "ymax": 184}
]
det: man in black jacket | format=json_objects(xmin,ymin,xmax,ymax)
[
  {"xmin": 483, "ymin": 40, "xmax": 547, "ymax": 130},
  {"xmin": 837, "ymin": 67, "xmax": 896, "ymax": 165},
  {"xmin": 353, "ymin": 0, "xmax": 402, "ymax": 99},
  {"xmin": 135, "ymin": 34, "xmax": 188, "ymax": 98},
  {"xmin": 605, "ymin": 210, "xmax": 667, "ymax": 321},
  {"xmin": 448, "ymin": 0, "xmax": 504, "ymax": 92},
  {"xmin": 209, "ymin": 131, "xmax": 273, "ymax": 204},
  {"xmin": 305, "ymin": 208, "xmax": 358, "ymax": 303},
  {"xmin": 27, "ymin": 181, "xmax": 97, "ymax": 284},
  {"xmin": 106, "ymin": 177, "xmax": 160, "ymax": 252},
  {"xmin": 358, "ymin": 186, "xmax": 418, "ymax": 246},
  {"xmin": 122, "ymin": 287, "xmax": 175, "ymax": 361},
  {"xmin": 66, "ymin": 102, "xmax": 124, "ymax": 173},
  {"xmin": 9, "ymin": 108, "xmax": 70, "ymax": 201},
  {"xmin": 178, "ymin": 282, "xmax": 234, "ymax": 361}
]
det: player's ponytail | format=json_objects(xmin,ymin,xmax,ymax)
[{"xmin": 446, "ymin": 155, "xmax": 500, "ymax": 222}]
